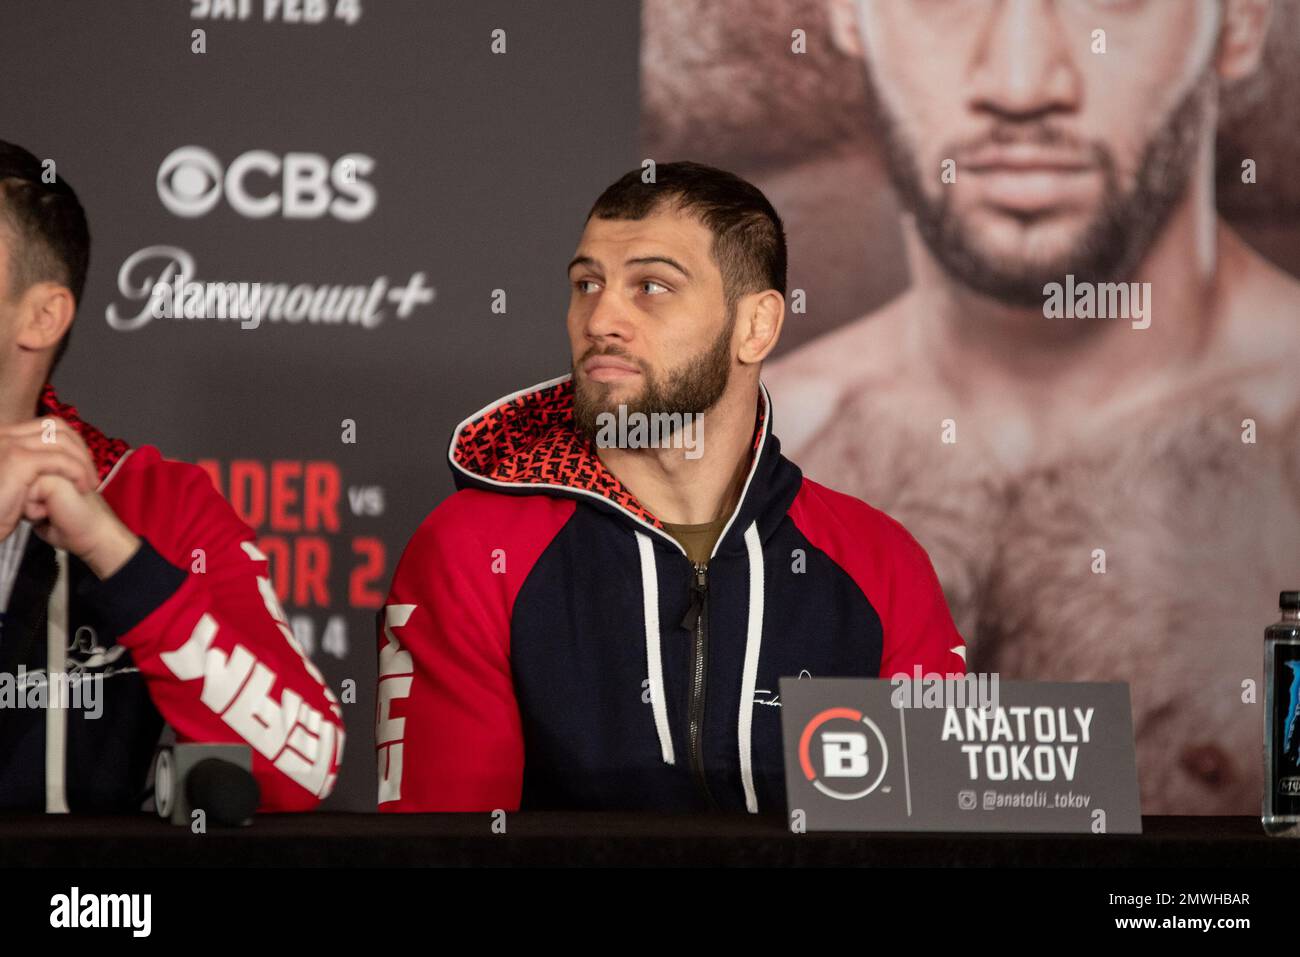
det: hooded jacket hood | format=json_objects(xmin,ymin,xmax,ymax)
[
  {"xmin": 37, "ymin": 384, "xmax": 132, "ymax": 481},
  {"xmin": 446, "ymin": 374, "xmax": 802, "ymax": 561}
]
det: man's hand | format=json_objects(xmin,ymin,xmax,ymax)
[{"xmin": 0, "ymin": 418, "xmax": 140, "ymax": 579}]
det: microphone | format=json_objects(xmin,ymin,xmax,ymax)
[{"xmin": 153, "ymin": 743, "xmax": 260, "ymax": 826}]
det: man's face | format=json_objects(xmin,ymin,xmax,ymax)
[
  {"xmin": 567, "ymin": 207, "xmax": 734, "ymax": 439},
  {"xmin": 851, "ymin": 0, "xmax": 1222, "ymax": 304}
]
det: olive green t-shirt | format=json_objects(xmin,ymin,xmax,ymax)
[
  {"xmin": 662, "ymin": 515, "xmax": 730, "ymax": 566},
  {"xmin": 660, "ymin": 448, "xmax": 753, "ymax": 565}
]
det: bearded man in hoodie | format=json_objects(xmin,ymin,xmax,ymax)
[{"xmin": 379, "ymin": 161, "xmax": 965, "ymax": 814}]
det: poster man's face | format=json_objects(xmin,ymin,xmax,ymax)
[{"xmin": 845, "ymin": 0, "xmax": 1222, "ymax": 304}]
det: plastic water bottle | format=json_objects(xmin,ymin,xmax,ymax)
[{"xmin": 1263, "ymin": 590, "xmax": 1300, "ymax": 835}]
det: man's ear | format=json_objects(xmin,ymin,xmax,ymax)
[
  {"xmin": 1217, "ymin": 0, "xmax": 1272, "ymax": 82},
  {"xmin": 15, "ymin": 282, "xmax": 75, "ymax": 354},
  {"xmin": 827, "ymin": 0, "xmax": 864, "ymax": 58},
  {"xmin": 736, "ymin": 290, "xmax": 785, "ymax": 366}
]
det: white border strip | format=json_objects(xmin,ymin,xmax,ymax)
[
  {"xmin": 96, "ymin": 446, "xmax": 134, "ymax": 492},
  {"xmin": 709, "ymin": 382, "xmax": 772, "ymax": 561},
  {"xmin": 737, "ymin": 522, "xmax": 765, "ymax": 813},
  {"xmin": 41, "ymin": 442, "xmax": 132, "ymax": 813},
  {"xmin": 635, "ymin": 531, "xmax": 675, "ymax": 765},
  {"xmin": 44, "ymin": 549, "xmax": 70, "ymax": 813}
]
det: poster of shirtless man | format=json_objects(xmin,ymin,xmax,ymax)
[{"xmin": 642, "ymin": 0, "xmax": 1300, "ymax": 814}]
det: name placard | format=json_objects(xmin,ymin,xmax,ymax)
[{"xmin": 779, "ymin": 678, "xmax": 1142, "ymax": 833}]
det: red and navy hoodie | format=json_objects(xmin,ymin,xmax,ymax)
[
  {"xmin": 0, "ymin": 386, "xmax": 344, "ymax": 812},
  {"xmin": 378, "ymin": 375, "xmax": 966, "ymax": 814}
]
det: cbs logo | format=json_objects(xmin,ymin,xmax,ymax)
[
  {"xmin": 157, "ymin": 145, "xmax": 376, "ymax": 221},
  {"xmin": 798, "ymin": 707, "xmax": 889, "ymax": 801}
]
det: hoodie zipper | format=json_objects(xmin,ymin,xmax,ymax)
[{"xmin": 687, "ymin": 561, "xmax": 717, "ymax": 809}]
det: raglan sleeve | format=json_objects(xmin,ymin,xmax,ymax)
[
  {"xmin": 79, "ymin": 460, "xmax": 344, "ymax": 811},
  {"xmin": 877, "ymin": 517, "xmax": 968, "ymax": 680},
  {"xmin": 376, "ymin": 501, "xmax": 524, "ymax": 812}
]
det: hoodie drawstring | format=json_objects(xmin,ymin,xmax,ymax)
[
  {"xmin": 45, "ymin": 548, "xmax": 70, "ymax": 813},
  {"xmin": 635, "ymin": 520, "xmax": 766, "ymax": 812},
  {"xmin": 737, "ymin": 522, "xmax": 764, "ymax": 813},
  {"xmin": 38, "ymin": 450, "xmax": 131, "ymax": 814},
  {"xmin": 635, "ymin": 531, "xmax": 675, "ymax": 765}
]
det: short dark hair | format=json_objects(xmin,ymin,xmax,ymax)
[
  {"xmin": 0, "ymin": 140, "xmax": 90, "ymax": 379},
  {"xmin": 586, "ymin": 161, "xmax": 786, "ymax": 323}
]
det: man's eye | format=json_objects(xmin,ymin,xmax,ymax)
[
  {"xmin": 573, "ymin": 279, "xmax": 598, "ymax": 293},
  {"xmin": 641, "ymin": 280, "xmax": 668, "ymax": 295}
]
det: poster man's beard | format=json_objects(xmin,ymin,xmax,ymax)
[
  {"xmin": 864, "ymin": 68, "xmax": 1214, "ymax": 307},
  {"xmin": 572, "ymin": 318, "xmax": 733, "ymax": 441}
]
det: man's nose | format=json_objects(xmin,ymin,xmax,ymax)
[
  {"xmin": 582, "ymin": 286, "xmax": 633, "ymax": 343},
  {"xmin": 967, "ymin": 0, "xmax": 1081, "ymax": 121}
]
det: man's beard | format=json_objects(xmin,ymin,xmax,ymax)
[
  {"xmin": 572, "ymin": 315, "xmax": 734, "ymax": 441},
  {"xmin": 863, "ymin": 67, "xmax": 1214, "ymax": 307}
]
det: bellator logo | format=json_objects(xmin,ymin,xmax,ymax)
[{"xmin": 798, "ymin": 707, "xmax": 891, "ymax": 801}]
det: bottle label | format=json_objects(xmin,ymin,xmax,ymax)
[{"xmin": 1270, "ymin": 641, "xmax": 1300, "ymax": 813}]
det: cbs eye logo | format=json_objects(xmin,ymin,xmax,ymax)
[
  {"xmin": 156, "ymin": 145, "xmax": 376, "ymax": 221},
  {"xmin": 798, "ymin": 707, "xmax": 889, "ymax": 801}
]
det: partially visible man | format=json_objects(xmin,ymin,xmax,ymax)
[
  {"xmin": 766, "ymin": 0, "xmax": 1300, "ymax": 813},
  {"xmin": 0, "ymin": 139, "xmax": 343, "ymax": 811},
  {"xmin": 379, "ymin": 161, "xmax": 964, "ymax": 813}
]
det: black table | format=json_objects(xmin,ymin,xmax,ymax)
[{"xmin": 2, "ymin": 812, "xmax": 1295, "ymax": 867}]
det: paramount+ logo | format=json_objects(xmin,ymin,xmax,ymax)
[
  {"xmin": 157, "ymin": 145, "xmax": 376, "ymax": 221},
  {"xmin": 798, "ymin": 707, "xmax": 890, "ymax": 801}
]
